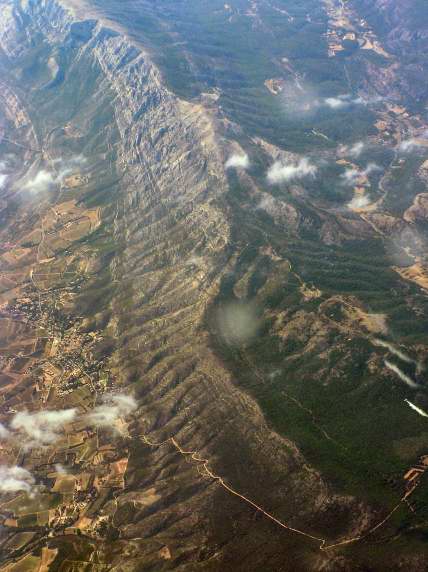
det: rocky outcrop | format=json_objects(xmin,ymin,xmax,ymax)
[
  {"xmin": 0, "ymin": 1, "xmax": 366, "ymax": 571},
  {"xmin": 352, "ymin": 0, "xmax": 428, "ymax": 103},
  {"xmin": 404, "ymin": 193, "xmax": 428, "ymax": 222}
]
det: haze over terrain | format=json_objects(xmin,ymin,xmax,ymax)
[{"xmin": 0, "ymin": 0, "xmax": 428, "ymax": 570}]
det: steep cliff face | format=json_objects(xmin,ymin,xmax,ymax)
[
  {"xmin": 0, "ymin": 1, "xmax": 359, "ymax": 570},
  {"xmin": 352, "ymin": 0, "xmax": 428, "ymax": 104},
  {"xmin": 1, "ymin": 1, "xmax": 428, "ymax": 570},
  {"xmin": 354, "ymin": 0, "xmax": 428, "ymax": 48}
]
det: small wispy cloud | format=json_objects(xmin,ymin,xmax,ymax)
[
  {"xmin": 347, "ymin": 195, "xmax": 370, "ymax": 210},
  {"xmin": 342, "ymin": 168, "xmax": 359, "ymax": 184},
  {"xmin": 373, "ymin": 338, "xmax": 414, "ymax": 364},
  {"xmin": 216, "ymin": 302, "xmax": 261, "ymax": 347},
  {"xmin": 398, "ymin": 138, "xmax": 428, "ymax": 153},
  {"xmin": 341, "ymin": 162, "xmax": 382, "ymax": 185},
  {"xmin": 0, "ymin": 422, "xmax": 11, "ymax": 440},
  {"xmin": 0, "ymin": 160, "xmax": 8, "ymax": 190},
  {"xmin": 279, "ymin": 82, "xmax": 380, "ymax": 118},
  {"xmin": 53, "ymin": 155, "xmax": 86, "ymax": 168},
  {"xmin": 404, "ymin": 399, "xmax": 428, "ymax": 418},
  {"xmin": 324, "ymin": 95, "xmax": 366, "ymax": 109},
  {"xmin": 267, "ymin": 157, "xmax": 317, "ymax": 184},
  {"xmin": 85, "ymin": 394, "xmax": 137, "ymax": 429},
  {"xmin": 348, "ymin": 142, "xmax": 365, "ymax": 158},
  {"xmin": 23, "ymin": 170, "xmax": 55, "ymax": 193},
  {"xmin": 11, "ymin": 408, "xmax": 77, "ymax": 449},
  {"xmin": 2, "ymin": 393, "xmax": 137, "ymax": 449},
  {"xmin": 54, "ymin": 464, "xmax": 68, "ymax": 474},
  {"xmin": 385, "ymin": 360, "xmax": 418, "ymax": 388},
  {"xmin": 325, "ymin": 96, "xmax": 351, "ymax": 109},
  {"xmin": 55, "ymin": 155, "xmax": 87, "ymax": 182},
  {"xmin": 23, "ymin": 156, "xmax": 87, "ymax": 193},
  {"xmin": 225, "ymin": 153, "xmax": 250, "ymax": 170},
  {"xmin": 399, "ymin": 139, "xmax": 417, "ymax": 152},
  {"xmin": 0, "ymin": 465, "xmax": 35, "ymax": 494},
  {"xmin": 257, "ymin": 194, "xmax": 276, "ymax": 212},
  {"xmin": 324, "ymin": 94, "xmax": 382, "ymax": 110}
]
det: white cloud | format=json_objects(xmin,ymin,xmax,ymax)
[
  {"xmin": 216, "ymin": 302, "xmax": 260, "ymax": 347},
  {"xmin": 110, "ymin": 394, "xmax": 137, "ymax": 413},
  {"xmin": 324, "ymin": 94, "xmax": 383, "ymax": 110},
  {"xmin": 0, "ymin": 160, "xmax": 8, "ymax": 189},
  {"xmin": 11, "ymin": 408, "xmax": 77, "ymax": 448},
  {"xmin": 365, "ymin": 162, "xmax": 382, "ymax": 175},
  {"xmin": 279, "ymin": 83, "xmax": 380, "ymax": 117},
  {"xmin": 54, "ymin": 464, "xmax": 68, "ymax": 474},
  {"xmin": 0, "ymin": 422, "xmax": 10, "ymax": 440},
  {"xmin": 385, "ymin": 360, "xmax": 418, "ymax": 388},
  {"xmin": 324, "ymin": 95, "xmax": 367, "ymax": 109},
  {"xmin": 277, "ymin": 78, "xmax": 319, "ymax": 117},
  {"xmin": 53, "ymin": 155, "xmax": 86, "ymax": 168},
  {"xmin": 325, "ymin": 96, "xmax": 350, "ymax": 109},
  {"xmin": 1, "ymin": 394, "xmax": 137, "ymax": 451},
  {"xmin": 338, "ymin": 142, "xmax": 366, "ymax": 159},
  {"xmin": 347, "ymin": 195, "xmax": 370, "ymax": 210},
  {"xmin": 267, "ymin": 157, "xmax": 317, "ymax": 184},
  {"xmin": 225, "ymin": 153, "xmax": 250, "ymax": 170},
  {"xmin": 342, "ymin": 169, "xmax": 360, "ymax": 185},
  {"xmin": 0, "ymin": 465, "xmax": 35, "ymax": 494},
  {"xmin": 23, "ymin": 156, "xmax": 87, "ymax": 193},
  {"xmin": 24, "ymin": 170, "xmax": 55, "ymax": 193},
  {"xmin": 398, "ymin": 138, "xmax": 428, "ymax": 153},
  {"xmin": 257, "ymin": 194, "xmax": 276, "ymax": 212},
  {"xmin": 348, "ymin": 142, "xmax": 365, "ymax": 158},
  {"xmin": 341, "ymin": 162, "xmax": 382, "ymax": 185},
  {"xmin": 399, "ymin": 139, "xmax": 417, "ymax": 152},
  {"xmin": 85, "ymin": 394, "xmax": 137, "ymax": 428},
  {"xmin": 404, "ymin": 399, "xmax": 428, "ymax": 418},
  {"xmin": 373, "ymin": 338, "xmax": 414, "ymax": 364},
  {"xmin": 55, "ymin": 155, "xmax": 87, "ymax": 183}
]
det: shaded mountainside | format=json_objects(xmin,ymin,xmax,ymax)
[
  {"xmin": 0, "ymin": 1, "xmax": 359, "ymax": 571},
  {"xmin": 0, "ymin": 0, "xmax": 428, "ymax": 571},
  {"xmin": 351, "ymin": 0, "xmax": 428, "ymax": 105}
]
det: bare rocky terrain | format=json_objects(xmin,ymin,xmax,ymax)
[{"xmin": 0, "ymin": 0, "xmax": 428, "ymax": 571}]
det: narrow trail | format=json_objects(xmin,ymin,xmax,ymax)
[
  {"xmin": 281, "ymin": 390, "xmax": 344, "ymax": 449},
  {"xmin": 242, "ymin": 351, "xmax": 342, "ymax": 448},
  {"xmin": 1, "ymin": 72, "xmax": 422, "ymax": 560},
  {"xmin": 140, "ymin": 431, "xmax": 416, "ymax": 552}
]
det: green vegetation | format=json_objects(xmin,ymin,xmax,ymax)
[
  {"xmin": 2, "ymin": 0, "xmax": 428, "ymax": 566},
  {"xmin": 88, "ymin": 0, "xmax": 380, "ymax": 151},
  {"xmin": 207, "ymin": 165, "xmax": 428, "ymax": 542}
]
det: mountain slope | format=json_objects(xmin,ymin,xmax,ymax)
[{"xmin": 0, "ymin": 0, "xmax": 428, "ymax": 570}]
